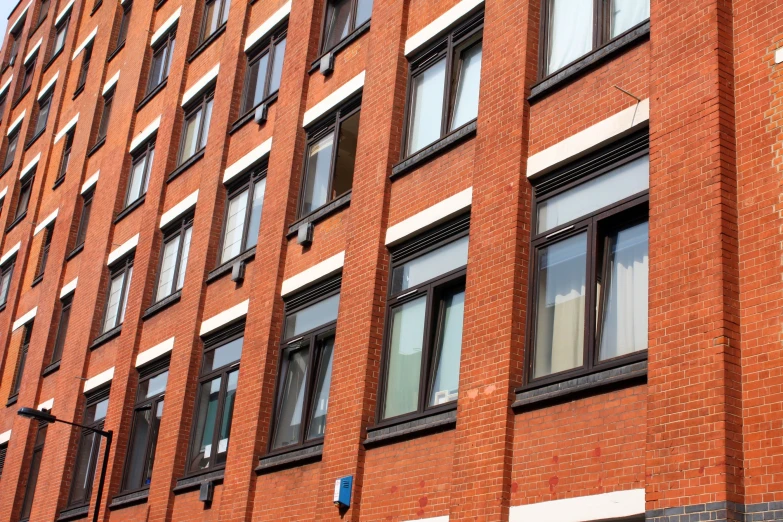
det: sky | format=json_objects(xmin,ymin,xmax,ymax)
[{"xmin": 0, "ymin": 1, "xmax": 12, "ymax": 48}]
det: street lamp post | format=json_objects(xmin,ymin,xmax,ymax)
[{"xmin": 17, "ymin": 407, "xmax": 113, "ymax": 522}]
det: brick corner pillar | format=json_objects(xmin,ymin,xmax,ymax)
[
  {"xmin": 447, "ymin": 0, "xmax": 538, "ymax": 520},
  {"xmin": 645, "ymin": 0, "xmax": 743, "ymax": 518}
]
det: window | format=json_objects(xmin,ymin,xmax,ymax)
[
  {"xmin": 154, "ymin": 216, "xmax": 192, "ymax": 302},
  {"xmin": 74, "ymin": 191, "xmax": 93, "ymax": 250},
  {"xmin": 0, "ymin": 258, "xmax": 14, "ymax": 307},
  {"xmin": 67, "ymin": 391, "xmax": 109, "ymax": 509},
  {"xmin": 147, "ymin": 32, "xmax": 175, "ymax": 94},
  {"xmin": 33, "ymin": 92, "xmax": 52, "ymax": 137},
  {"xmin": 10, "ymin": 323, "xmax": 33, "ymax": 399},
  {"xmin": 126, "ymin": 141, "xmax": 154, "ymax": 207},
  {"xmin": 527, "ymin": 137, "xmax": 649, "ymax": 385},
  {"xmin": 404, "ymin": 14, "xmax": 482, "ymax": 157},
  {"xmin": 178, "ymin": 91, "xmax": 213, "ymax": 165},
  {"xmin": 101, "ymin": 256, "xmax": 133, "ymax": 333},
  {"xmin": 57, "ymin": 130, "xmax": 75, "ymax": 183},
  {"xmin": 0, "ymin": 94, "xmax": 7, "ymax": 121},
  {"xmin": 241, "ymin": 27, "xmax": 286, "ymax": 116},
  {"xmin": 219, "ymin": 167, "xmax": 266, "ymax": 264},
  {"xmin": 3, "ymin": 131, "xmax": 19, "ymax": 172},
  {"xmin": 8, "ymin": 27, "xmax": 22, "ymax": 66},
  {"xmin": 187, "ymin": 325, "xmax": 243, "ymax": 474},
  {"xmin": 35, "ymin": 224, "xmax": 54, "ymax": 279},
  {"xmin": 199, "ymin": 0, "xmax": 230, "ymax": 44},
  {"xmin": 321, "ymin": 0, "xmax": 373, "ymax": 53},
  {"xmin": 51, "ymin": 16, "xmax": 70, "ymax": 59},
  {"xmin": 300, "ymin": 100, "xmax": 360, "ymax": 217},
  {"xmin": 15, "ymin": 175, "xmax": 34, "ymax": 221},
  {"xmin": 96, "ymin": 89, "xmax": 114, "ymax": 143},
  {"xmin": 120, "ymin": 362, "xmax": 167, "ymax": 493},
  {"xmin": 0, "ymin": 443, "xmax": 6, "ymax": 479},
  {"xmin": 270, "ymin": 281, "xmax": 339, "ymax": 451},
  {"xmin": 19, "ymin": 420, "xmax": 47, "ymax": 522},
  {"xmin": 379, "ymin": 217, "xmax": 468, "ymax": 421},
  {"xmin": 37, "ymin": 0, "xmax": 51, "ymax": 26},
  {"xmin": 75, "ymin": 44, "xmax": 92, "ymax": 92},
  {"xmin": 20, "ymin": 54, "xmax": 37, "ymax": 96},
  {"xmin": 542, "ymin": 0, "xmax": 649, "ymax": 76},
  {"xmin": 50, "ymin": 295, "xmax": 72, "ymax": 365},
  {"xmin": 115, "ymin": 2, "xmax": 132, "ymax": 51}
]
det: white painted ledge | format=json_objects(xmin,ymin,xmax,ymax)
[
  {"xmin": 405, "ymin": 0, "xmax": 483, "ymax": 56},
  {"xmin": 8, "ymin": 110, "xmax": 25, "ymax": 136},
  {"xmin": 151, "ymin": 7, "xmax": 181, "ymax": 46},
  {"xmin": 60, "ymin": 277, "xmax": 78, "ymax": 298},
  {"xmin": 281, "ymin": 251, "xmax": 345, "ymax": 296},
  {"xmin": 200, "ymin": 300, "xmax": 249, "ymax": 336},
  {"xmin": 107, "ymin": 234, "xmax": 139, "ymax": 265},
  {"xmin": 56, "ymin": 0, "xmax": 75, "ymax": 25},
  {"xmin": 223, "ymin": 138, "xmax": 272, "ymax": 183},
  {"xmin": 404, "ymin": 518, "xmax": 447, "ymax": 522},
  {"xmin": 37, "ymin": 71, "xmax": 58, "ymax": 100},
  {"xmin": 13, "ymin": 307, "xmax": 37, "ymax": 332},
  {"xmin": 0, "ymin": 429, "xmax": 10, "ymax": 444},
  {"xmin": 37, "ymin": 398, "xmax": 54, "ymax": 411},
  {"xmin": 509, "ymin": 489, "xmax": 645, "ymax": 522},
  {"xmin": 34, "ymin": 208, "xmax": 58, "ymax": 236},
  {"xmin": 136, "ymin": 337, "xmax": 175, "ymax": 367},
  {"xmin": 84, "ymin": 367, "xmax": 114, "ymax": 393},
  {"xmin": 81, "ymin": 171, "xmax": 99, "ymax": 194},
  {"xmin": 0, "ymin": 75, "xmax": 13, "ymax": 97},
  {"xmin": 55, "ymin": 113, "xmax": 79, "ymax": 144},
  {"xmin": 776, "ymin": 47, "xmax": 783, "ymax": 64},
  {"xmin": 9, "ymin": 1, "xmax": 31, "ymax": 34},
  {"xmin": 245, "ymin": 1, "xmax": 291, "ymax": 52},
  {"xmin": 182, "ymin": 64, "xmax": 219, "ymax": 106},
  {"xmin": 160, "ymin": 190, "xmax": 198, "ymax": 228},
  {"xmin": 1, "ymin": 242, "xmax": 21, "ymax": 265},
  {"xmin": 527, "ymin": 98, "xmax": 649, "ymax": 179},
  {"xmin": 24, "ymin": 38, "xmax": 42, "ymax": 65},
  {"xmin": 0, "ymin": 186, "xmax": 8, "ymax": 201},
  {"xmin": 72, "ymin": 27, "xmax": 98, "ymax": 61},
  {"xmin": 130, "ymin": 116, "xmax": 161, "ymax": 153},
  {"xmin": 103, "ymin": 70, "xmax": 120, "ymax": 95},
  {"xmin": 303, "ymin": 71, "xmax": 365, "ymax": 127},
  {"xmin": 386, "ymin": 188, "xmax": 472, "ymax": 245},
  {"xmin": 20, "ymin": 153, "xmax": 40, "ymax": 180}
]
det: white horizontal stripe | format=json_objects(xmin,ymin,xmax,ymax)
[
  {"xmin": 60, "ymin": 277, "xmax": 77, "ymax": 298},
  {"xmin": 303, "ymin": 72, "xmax": 364, "ymax": 127},
  {"xmin": 19, "ymin": 153, "xmax": 40, "ymax": 180},
  {"xmin": 55, "ymin": 113, "xmax": 79, "ymax": 143},
  {"xmin": 0, "ymin": 75, "xmax": 13, "ymax": 97},
  {"xmin": 776, "ymin": 47, "xmax": 783, "ymax": 64},
  {"xmin": 83, "ymin": 367, "xmax": 114, "ymax": 393},
  {"xmin": 509, "ymin": 490, "xmax": 645, "ymax": 522},
  {"xmin": 72, "ymin": 27, "xmax": 98, "ymax": 60},
  {"xmin": 34, "ymin": 208, "xmax": 58, "ymax": 236},
  {"xmin": 151, "ymin": 7, "xmax": 181, "ymax": 46},
  {"xmin": 81, "ymin": 171, "xmax": 99, "ymax": 194},
  {"xmin": 37, "ymin": 71, "xmax": 59, "ymax": 100},
  {"xmin": 24, "ymin": 37, "xmax": 42, "ymax": 64},
  {"xmin": 12, "ymin": 306, "xmax": 37, "ymax": 332},
  {"xmin": 182, "ymin": 64, "xmax": 220, "ymax": 106},
  {"xmin": 129, "ymin": 116, "xmax": 161, "ymax": 153},
  {"xmin": 160, "ymin": 190, "xmax": 198, "ymax": 228},
  {"xmin": 0, "ymin": 186, "xmax": 7, "ymax": 200},
  {"xmin": 37, "ymin": 398, "xmax": 53, "ymax": 411},
  {"xmin": 55, "ymin": 0, "xmax": 75, "ymax": 25},
  {"xmin": 200, "ymin": 300, "xmax": 249, "ymax": 336},
  {"xmin": 1, "ymin": 242, "xmax": 21, "ymax": 265},
  {"xmin": 244, "ymin": 1, "xmax": 291, "ymax": 52},
  {"xmin": 136, "ymin": 337, "xmax": 175, "ymax": 367},
  {"xmin": 528, "ymin": 99, "xmax": 649, "ymax": 178},
  {"xmin": 102, "ymin": 70, "xmax": 120, "ymax": 95},
  {"xmin": 404, "ymin": 518, "xmax": 448, "ymax": 522},
  {"xmin": 223, "ymin": 138, "xmax": 272, "ymax": 183},
  {"xmin": 8, "ymin": 110, "xmax": 25, "ymax": 136},
  {"xmin": 9, "ymin": 1, "xmax": 32, "ymax": 34},
  {"xmin": 281, "ymin": 251, "xmax": 344, "ymax": 296},
  {"xmin": 107, "ymin": 234, "xmax": 139, "ymax": 265},
  {"xmin": 405, "ymin": 0, "xmax": 483, "ymax": 55},
  {"xmin": 0, "ymin": 429, "xmax": 10, "ymax": 445},
  {"xmin": 386, "ymin": 188, "xmax": 472, "ymax": 245}
]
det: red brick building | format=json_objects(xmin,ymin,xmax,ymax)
[{"xmin": 0, "ymin": 0, "xmax": 779, "ymax": 520}]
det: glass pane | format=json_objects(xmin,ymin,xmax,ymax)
[
  {"xmin": 127, "ymin": 155, "xmax": 148, "ymax": 205},
  {"xmin": 120, "ymin": 266, "xmax": 133, "ymax": 325},
  {"xmin": 199, "ymin": 99, "xmax": 213, "ymax": 150},
  {"xmin": 611, "ymin": 0, "xmax": 649, "ymax": 37},
  {"xmin": 220, "ymin": 0, "xmax": 231, "ymax": 25},
  {"xmin": 355, "ymin": 0, "xmax": 373, "ymax": 25},
  {"xmin": 302, "ymin": 133, "xmax": 334, "ymax": 215},
  {"xmin": 407, "ymin": 58, "xmax": 446, "ymax": 155},
  {"xmin": 203, "ymin": 337, "xmax": 243, "ymax": 373},
  {"xmin": 323, "ymin": 0, "xmax": 352, "ymax": 50},
  {"xmin": 333, "ymin": 111, "xmax": 359, "ymax": 198},
  {"xmin": 598, "ymin": 221, "xmax": 648, "ymax": 359},
  {"xmin": 103, "ymin": 272, "xmax": 126, "ymax": 332},
  {"xmin": 90, "ymin": 398, "xmax": 109, "ymax": 423},
  {"xmin": 307, "ymin": 335, "xmax": 334, "ymax": 440},
  {"xmin": 546, "ymin": 0, "xmax": 593, "ymax": 74},
  {"xmin": 138, "ymin": 371, "xmax": 169, "ymax": 401},
  {"xmin": 19, "ymin": 447, "xmax": 43, "ymax": 518},
  {"xmin": 143, "ymin": 150, "xmax": 154, "ymax": 194},
  {"xmin": 272, "ymin": 346, "xmax": 309, "ymax": 449},
  {"xmin": 537, "ymin": 155, "xmax": 649, "ymax": 234},
  {"xmin": 4, "ymin": 134, "xmax": 18, "ymax": 170},
  {"xmin": 165, "ymin": 40, "xmax": 175, "ymax": 78},
  {"xmin": 123, "ymin": 408, "xmax": 152, "ymax": 491},
  {"xmin": 190, "ymin": 376, "xmax": 221, "ymax": 471},
  {"xmin": 269, "ymin": 38, "xmax": 286, "ymax": 94},
  {"xmin": 215, "ymin": 369, "xmax": 238, "ymax": 465},
  {"xmin": 450, "ymin": 41, "xmax": 482, "ymax": 130},
  {"xmin": 0, "ymin": 271, "xmax": 11, "ymax": 304},
  {"xmin": 429, "ymin": 286, "xmax": 465, "ymax": 406},
  {"xmin": 244, "ymin": 179, "xmax": 266, "ymax": 250},
  {"xmin": 221, "ymin": 189, "xmax": 249, "ymax": 263},
  {"xmin": 180, "ymin": 108, "xmax": 202, "ymax": 162},
  {"xmin": 243, "ymin": 57, "xmax": 261, "ymax": 113},
  {"xmin": 176, "ymin": 226, "xmax": 192, "ymax": 291},
  {"xmin": 283, "ymin": 293, "xmax": 340, "ymax": 339},
  {"xmin": 203, "ymin": 0, "xmax": 218, "ymax": 36},
  {"xmin": 391, "ymin": 236, "xmax": 469, "ymax": 293},
  {"xmin": 35, "ymin": 99, "xmax": 50, "ymax": 134},
  {"xmin": 54, "ymin": 24, "xmax": 67, "ymax": 53},
  {"xmin": 149, "ymin": 49, "xmax": 165, "ymax": 90},
  {"xmin": 16, "ymin": 183, "xmax": 31, "ymax": 218},
  {"xmin": 383, "ymin": 296, "xmax": 426, "ymax": 419},
  {"xmin": 533, "ymin": 233, "xmax": 587, "ymax": 378},
  {"xmin": 51, "ymin": 303, "xmax": 71, "ymax": 363},
  {"xmin": 249, "ymin": 52, "xmax": 268, "ymax": 111},
  {"xmin": 145, "ymin": 400, "xmax": 163, "ymax": 485},
  {"xmin": 156, "ymin": 234, "xmax": 181, "ymax": 301},
  {"xmin": 68, "ymin": 431, "xmax": 101, "ymax": 506}
]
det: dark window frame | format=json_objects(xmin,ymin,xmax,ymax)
[
  {"xmin": 147, "ymin": 30, "xmax": 176, "ymax": 94},
  {"xmin": 100, "ymin": 255, "xmax": 133, "ymax": 334},
  {"xmin": 33, "ymin": 90, "xmax": 53, "ymax": 138},
  {"xmin": 49, "ymin": 15, "xmax": 70, "ymax": 62},
  {"xmin": 66, "ymin": 388, "xmax": 110, "ymax": 509},
  {"xmin": 177, "ymin": 90, "xmax": 213, "ymax": 166},
  {"xmin": 14, "ymin": 174, "xmax": 34, "ymax": 220},
  {"xmin": 56, "ymin": 129, "xmax": 75, "ymax": 184},
  {"xmin": 35, "ymin": 222, "xmax": 54, "ymax": 279},
  {"xmin": 217, "ymin": 164, "xmax": 266, "ymax": 266},
  {"xmin": 95, "ymin": 88, "xmax": 114, "ymax": 144},
  {"xmin": 240, "ymin": 25, "xmax": 286, "ymax": 117},
  {"xmin": 0, "ymin": 93, "xmax": 7, "ymax": 121},
  {"xmin": 75, "ymin": 43, "xmax": 93, "ymax": 93},
  {"xmin": 19, "ymin": 53, "xmax": 38, "ymax": 99},
  {"xmin": 3, "ymin": 129, "xmax": 20, "ymax": 172},
  {"xmin": 0, "ymin": 442, "xmax": 7, "ymax": 479},
  {"xmin": 50, "ymin": 294, "xmax": 72, "ymax": 365},
  {"xmin": 125, "ymin": 140, "xmax": 155, "ymax": 207},
  {"xmin": 153, "ymin": 214, "xmax": 193, "ymax": 303},
  {"xmin": 10, "ymin": 322, "xmax": 34, "ymax": 398},
  {"xmin": 0, "ymin": 258, "xmax": 15, "ymax": 307},
  {"xmin": 114, "ymin": 1, "xmax": 132, "ymax": 52},
  {"xmin": 198, "ymin": 0, "xmax": 230, "ymax": 45},
  {"xmin": 319, "ymin": 0, "xmax": 372, "ymax": 55},
  {"xmin": 7, "ymin": 25, "xmax": 24, "ymax": 67},
  {"xmin": 73, "ymin": 190, "xmax": 93, "ymax": 250},
  {"xmin": 36, "ymin": 0, "xmax": 51, "ymax": 26},
  {"xmin": 19, "ymin": 419, "xmax": 47, "ymax": 522}
]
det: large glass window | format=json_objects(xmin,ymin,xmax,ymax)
[
  {"xmin": 321, "ymin": 0, "xmax": 373, "ymax": 53},
  {"xmin": 102, "ymin": 256, "xmax": 133, "ymax": 333},
  {"xmin": 9, "ymin": 323, "xmax": 33, "ymax": 399},
  {"xmin": 14, "ymin": 174, "xmax": 34, "ymax": 221},
  {"xmin": 19, "ymin": 420, "xmax": 47, "ymax": 522},
  {"xmin": 37, "ymin": 0, "xmax": 51, "ymax": 26},
  {"xmin": 405, "ymin": 14, "xmax": 482, "ymax": 156},
  {"xmin": 148, "ymin": 32, "xmax": 175, "ymax": 94},
  {"xmin": 380, "ymin": 224, "xmax": 468, "ymax": 421},
  {"xmin": 0, "ymin": 258, "xmax": 15, "ymax": 307},
  {"xmin": 114, "ymin": 1, "xmax": 132, "ymax": 51},
  {"xmin": 3, "ymin": 130, "xmax": 19, "ymax": 172},
  {"xmin": 220, "ymin": 168, "xmax": 266, "ymax": 264},
  {"xmin": 241, "ymin": 27, "xmax": 286, "ymax": 116},
  {"xmin": 33, "ymin": 93, "xmax": 52, "ymax": 138},
  {"xmin": 95, "ymin": 89, "xmax": 114, "ymax": 144},
  {"xmin": 178, "ymin": 91, "xmax": 213, "ymax": 165},
  {"xmin": 50, "ymin": 295, "xmax": 72, "ymax": 365},
  {"xmin": 155, "ymin": 216, "xmax": 192, "ymax": 301},
  {"xmin": 126, "ymin": 141, "xmax": 154, "ymax": 207},
  {"xmin": 51, "ymin": 16, "xmax": 70, "ymax": 59},
  {"xmin": 199, "ymin": 0, "xmax": 230, "ymax": 44},
  {"xmin": 20, "ymin": 53, "xmax": 37, "ymax": 96},
  {"xmin": 75, "ymin": 44, "xmax": 92, "ymax": 92},
  {"xmin": 67, "ymin": 393, "xmax": 109, "ymax": 509}
]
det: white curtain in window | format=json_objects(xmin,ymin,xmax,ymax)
[
  {"xmin": 546, "ymin": 0, "xmax": 593, "ymax": 74},
  {"xmin": 611, "ymin": 0, "xmax": 650, "ymax": 38}
]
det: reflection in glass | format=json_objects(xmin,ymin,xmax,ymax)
[
  {"xmin": 221, "ymin": 189, "xmax": 249, "ymax": 263},
  {"xmin": 546, "ymin": 0, "xmax": 593, "ymax": 74},
  {"xmin": 383, "ymin": 296, "xmax": 426, "ymax": 419},
  {"xmin": 611, "ymin": 0, "xmax": 649, "ymax": 37},
  {"xmin": 323, "ymin": 0, "xmax": 352, "ymax": 51},
  {"xmin": 272, "ymin": 346, "xmax": 309, "ymax": 449},
  {"xmin": 284, "ymin": 294, "xmax": 340, "ymax": 339},
  {"xmin": 244, "ymin": 179, "xmax": 266, "ymax": 250},
  {"xmin": 307, "ymin": 336, "xmax": 334, "ymax": 439},
  {"xmin": 429, "ymin": 287, "xmax": 465, "ymax": 406},
  {"xmin": 391, "ymin": 236, "xmax": 469, "ymax": 293},
  {"xmin": 407, "ymin": 58, "xmax": 446, "ymax": 155},
  {"xmin": 302, "ymin": 134, "xmax": 334, "ymax": 215},
  {"xmin": 450, "ymin": 41, "xmax": 482, "ymax": 130}
]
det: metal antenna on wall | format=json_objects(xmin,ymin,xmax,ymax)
[{"xmin": 614, "ymin": 85, "xmax": 642, "ymax": 128}]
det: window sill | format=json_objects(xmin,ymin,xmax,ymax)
[
  {"xmin": 286, "ymin": 191, "xmax": 352, "ymax": 238},
  {"xmin": 6, "ymin": 393, "xmax": 18, "ymax": 407},
  {"xmin": 391, "ymin": 120, "xmax": 477, "ymax": 179},
  {"xmin": 6, "ymin": 211, "xmax": 27, "ymax": 232},
  {"xmin": 66, "ymin": 243, "xmax": 84, "ymax": 260},
  {"xmin": 44, "ymin": 49, "xmax": 63, "ymax": 71},
  {"xmin": 109, "ymin": 489, "xmax": 149, "ymax": 509},
  {"xmin": 73, "ymin": 84, "xmax": 85, "ymax": 100},
  {"xmin": 142, "ymin": 290, "xmax": 181, "ymax": 320},
  {"xmin": 24, "ymin": 129, "xmax": 45, "ymax": 151},
  {"xmin": 31, "ymin": 273, "xmax": 44, "ymax": 287},
  {"xmin": 364, "ymin": 408, "xmax": 456, "ymax": 448},
  {"xmin": 309, "ymin": 21, "xmax": 371, "ymax": 74},
  {"xmin": 107, "ymin": 42, "xmax": 125, "ymax": 63},
  {"xmin": 90, "ymin": 325, "xmax": 122, "ymax": 350},
  {"xmin": 90, "ymin": 0, "xmax": 103, "ymax": 16},
  {"xmin": 52, "ymin": 174, "xmax": 66, "ymax": 190},
  {"xmin": 529, "ymin": 21, "xmax": 650, "ymax": 102},
  {"xmin": 167, "ymin": 149, "xmax": 204, "ymax": 183},
  {"xmin": 13, "ymin": 87, "xmax": 30, "ymax": 109},
  {"xmin": 42, "ymin": 360, "xmax": 61, "ymax": 376},
  {"xmin": 256, "ymin": 444, "xmax": 323, "ymax": 474},
  {"xmin": 188, "ymin": 25, "xmax": 226, "ymax": 63},
  {"xmin": 512, "ymin": 360, "xmax": 647, "ymax": 412},
  {"xmin": 137, "ymin": 79, "xmax": 167, "ymax": 112},
  {"xmin": 57, "ymin": 504, "xmax": 89, "ymax": 521},
  {"xmin": 206, "ymin": 247, "xmax": 256, "ymax": 283},
  {"xmin": 229, "ymin": 92, "xmax": 278, "ymax": 135},
  {"xmin": 114, "ymin": 196, "xmax": 145, "ymax": 223},
  {"xmin": 87, "ymin": 137, "xmax": 106, "ymax": 157},
  {"xmin": 173, "ymin": 469, "xmax": 224, "ymax": 494}
]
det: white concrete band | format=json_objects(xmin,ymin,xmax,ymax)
[
  {"xmin": 182, "ymin": 64, "xmax": 220, "ymax": 106},
  {"xmin": 37, "ymin": 71, "xmax": 59, "ymax": 100},
  {"xmin": 60, "ymin": 277, "xmax": 78, "ymax": 298},
  {"xmin": 527, "ymin": 98, "xmax": 650, "ymax": 178},
  {"xmin": 245, "ymin": 1, "xmax": 291, "ymax": 52},
  {"xmin": 81, "ymin": 171, "xmax": 99, "ymax": 194},
  {"xmin": 102, "ymin": 70, "xmax": 120, "ymax": 95},
  {"xmin": 84, "ymin": 367, "xmax": 114, "ymax": 393},
  {"xmin": 129, "ymin": 116, "xmax": 161, "ymax": 153},
  {"xmin": 303, "ymin": 71, "xmax": 365, "ymax": 127},
  {"xmin": 151, "ymin": 7, "xmax": 181, "ymax": 46},
  {"xmin": 9, "ymin": 2, "xmax": 32, "ymax": 34},
  {"xmin": 1, "ymin": 242, "xmax": 21, "ymax": 265},
  {"xmin": 37, "ymin": 398, "xmax": 53, "ymax": 411},
  {"xmin": 508, "ymin": 489, "xmax": 646, "ymax": 522},
  {"xmin": 19, "ymin": 153, "xmax": 40, "ymax": 180},
  {"xmin": 776, "ymin": 47, "xmax": 783, "ymax": 64},
  {"xmin": 281, "ymin": 251, "xmax": 345, "ymax": 296},
  {"xmin": 160, "ymin": 190, "xmax": 198, "ymax": 228},
  {"xmin": 404, "ymin": 518, "xmax": 448, "ymax": 522},
  {"xmin": 24, "ymin": 37, "xmax": 42, "ymax": 64},
  {"xmin": 72, "ymin": 27, "xmax": 98, "ymax": 60},
  {"xmin": 34, "ymin": 208, "xmax": 58, "ymax": 236},
  {"xmin": 0, "ymin": 75, "xmax": 13, "ymax": 97},
  {"xmin": 0, "ymin": 429, "xmax": 10, "ymax": 445},
  {"xmin": 55, "ymin": 0, "xmax": 75, "ymax": 25},
  {"xmin": 386, "ymin": 187, "xmax": 472, "ymax": 246},
  {"xmin": 200, "ymin": 300, "xmax": 249, "ymax": 336},
  {"xmin": 107, "ymin": 234, "xmax": 139, "ymax": 265},
  {"xmin": 12, "ymin": 307, "xmax": 37, "ymax": 332},
  {"xmin": 8, "ymin": 110, "xmax": 26, "ymax": 136},
  {"xmin": 55, "ymin": 113, "xmax": 79, "ymax": 143},
  {"xmin": 0, "ymin": 186, "xmax": 8, "ymax": 201},
  {"xmin": 223, "ymin": 138, "xmax": 272, "ymax": 183},
  {"xmin": 405, "ymin": 0, "xmax": 483, "ymax": 56},
  {"xmin": 136, "ymin": 337, "xmax": 175, "ymax": 367}
]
